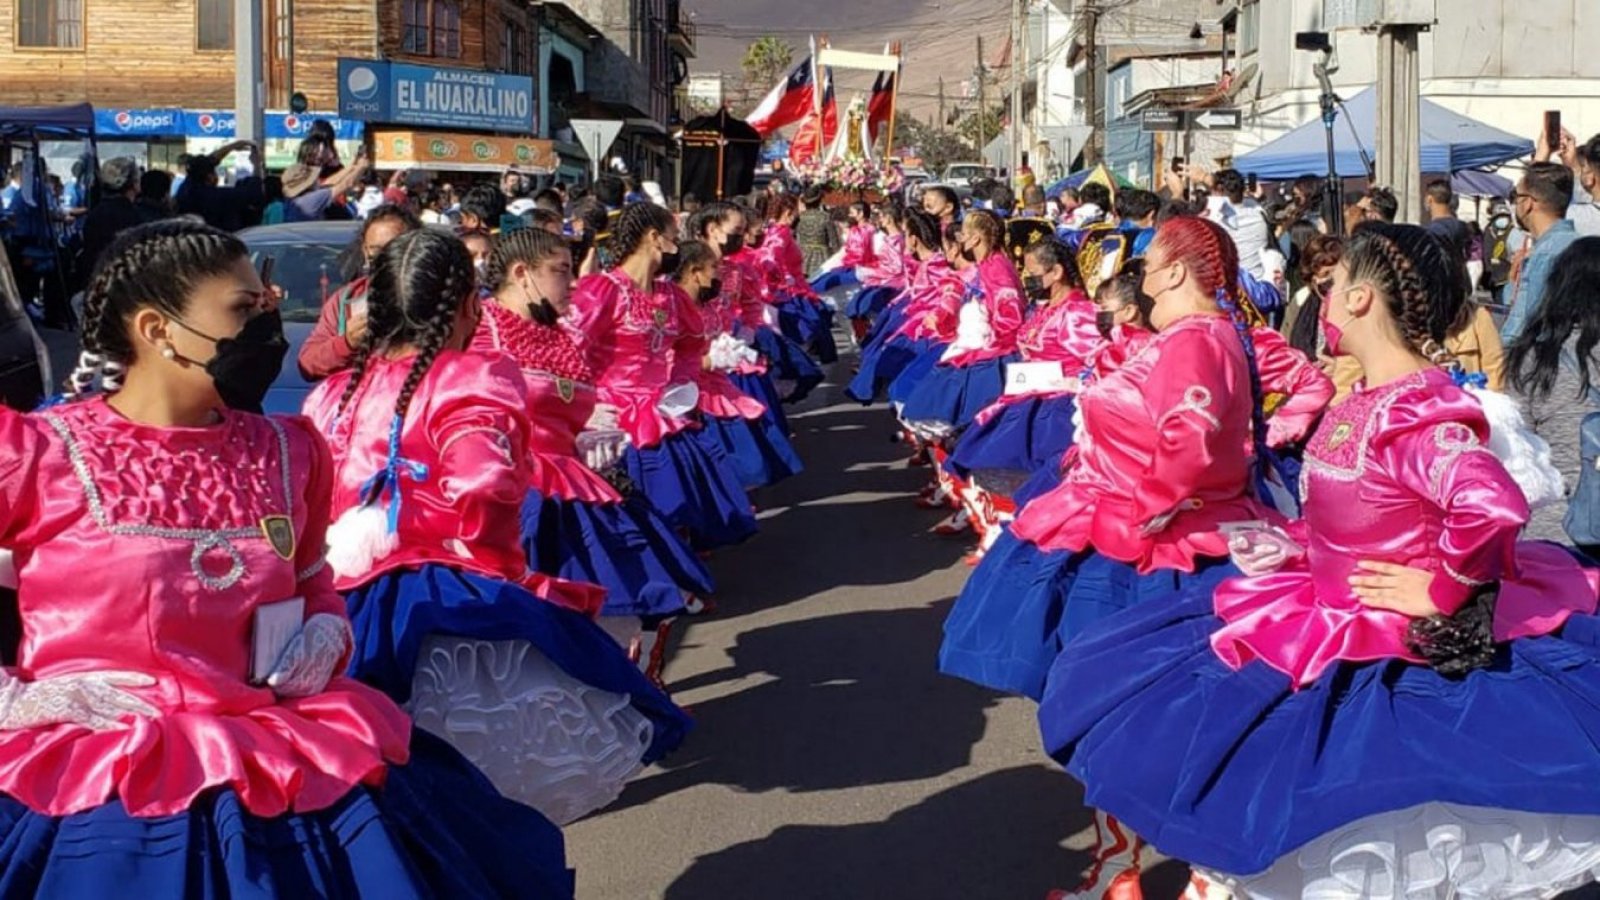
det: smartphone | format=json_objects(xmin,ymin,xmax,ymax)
[
  {"xmin": 1546, "ymin": 110, "xmax": 1562, "ymax": 150},
  {"xmin": 258, "ymin": 255, "xmax": 275, "ymax": 286}
]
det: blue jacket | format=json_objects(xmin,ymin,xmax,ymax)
[{"xmin": 1502, "ymin": 219, "xmax": 1579, "ymax": 343}]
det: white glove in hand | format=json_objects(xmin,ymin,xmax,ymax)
[
  {"xmin": 0, "ymin": 668, "xmax": 158, "ymax": 731},
  {"xmin": 576, "ymin": 429, "xmax": 630, "ymax": 471},
  {"xmin": 266, "ymin": 613, "xmax": 352, "ymax": 698},
  {"xmin": 585, "ymin": 403, "xmax": 621, "ymax": 433},
  {"xmin": 1227, "ymin": 526, "xmax": 1303, "ymax": 576}
]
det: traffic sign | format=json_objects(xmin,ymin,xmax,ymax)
[
  {"xmin": 1140, "ymin": 108, "xmax": 1244, "ymax": 133},
  {"xmin": 1190, "ymin": 108, "xmax": 1243, "ymax": 131},
  {"xmin": 1141, "ymin": 109, "xmax": 1185, "ymax": 132}
]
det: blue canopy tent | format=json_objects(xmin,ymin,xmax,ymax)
[{"xmin": 1235, "ymin": 89, "xmax": 1532, "ymax": 179}]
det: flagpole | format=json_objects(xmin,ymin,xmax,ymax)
[
  {"xmin": 816, "ymin": 35, "xmax": 828, "ymax": 161},
  {"xmin": 884, "ymin": 41, "xmax": 902, "ymax": 167}
]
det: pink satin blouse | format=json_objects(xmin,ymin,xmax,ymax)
[
  {"xmin": 940, "ymin": 251, "xmax": 1027, "ymax": 368},
  {"xmin": 0, "ymin": 399, "xmax": 410, "ymax": 817},
  {"xmin": 1210, "ymin": 367, "xmax": 1600, "ymax": 686},
  {"xmin": 1011, "ymin": 314, "xmax": 1267, "ymax": 572},
  {"xmin": 682, "ymin": 278, "xmax": 768, "ymax": 422}
]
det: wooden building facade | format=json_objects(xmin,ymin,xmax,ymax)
[{"xmin": 0, "ymin": 0, "xmax": 538, "ymax": 114}]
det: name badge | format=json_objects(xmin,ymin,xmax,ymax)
[{"xmin": 1004, "ymin": 361, "xmax": 1075, "ymax": 396}]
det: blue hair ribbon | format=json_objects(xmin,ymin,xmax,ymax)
[{"xmin": 355, "ymin": 414, "xmax": 432, "ymax": 533}]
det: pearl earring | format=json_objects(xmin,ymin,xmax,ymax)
[{"xmin": 161, "ymin": 346, "xmax": 176, "ymax": 360}]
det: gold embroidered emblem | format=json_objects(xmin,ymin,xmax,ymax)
[
  {"xmin": 653, "ymin": 309, "xmax": 669, "ymax": 326},
  {"xmin": 261, "ymin": 516, "xmax": 296, "ymax": 561},
  {"xmin": 556, "ymin": 378, "xmax": 576, "ymax": 403},
  {"xmin": 1326, "ymin": 422, "xmax": 1354, "ymax": 450}
]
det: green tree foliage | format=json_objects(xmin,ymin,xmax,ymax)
[{"xmin": 740, "ymin": 37, "xmax": 796, "ymax": 111}]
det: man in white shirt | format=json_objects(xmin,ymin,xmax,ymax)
[
  {"xmin": 1540, "ymin": 128, "xmax": 1600, "ymax": 237},
  {"xmin": 1202, "ymin": 168, "xmax": 1270, "ymax": 278}
]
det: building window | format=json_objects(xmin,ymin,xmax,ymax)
[
  {"xmin": 402, "ymin": 0, "xmax": 460, "ymax": 58},
  {"xmin": 267, "ymin": 0, "xmax": 293, "ymax": 107},
  {"xmin": 1240, "ymin": 0, "xmax": 1260, "ymax": 56},
  {"xmin": 197, "ymin": 0, "xmax": 232, "ymax": 51},
  {"xmin": 17, "ymin": 0, "xmax": 83, "ymax": 48},
  {"xmin": 502, "ymin": 20, "xmax": 530, "ymax": 74}
]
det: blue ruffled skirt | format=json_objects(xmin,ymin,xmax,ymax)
[
  {"xmin": 1011, "ymin": 454, "xmax": 1067, "ymax": 510},
  {"xmin": 520, "ymin": 491, "xmax": 713, "ymax": 618},
  {"xmin": 1039, "ymin": 587, "xmax": 1600, "ymax": 879},
  {"xmin": 939, "ymin": 530, "xmax": 1236, "ymax": 700},
  {"xmin": 946, "ymin": 394, "xmax": 1077, "ymax": 480},
  {"xmin": 844, "ymin": 284, "xmax": 899, "ymax": 321},
  {"xmin": 810, "ymin": 268, "xmax": 858, "ymax": 294},
  {"xmin": 0, "ymin": 728, "xmax": 573, "ymax": 899},
  {"xmin": 752, "ymin": 328, "xmax": 824, "ymax": 404},
  {"xmin": 695, "ymin": 414, "xmax": 804, "ymax": 490},
  {"xmin": 345, "ymin": 565, "xmax": 690, "ymax": 765},
  {"xmin": 885, "ymin": 343, "xmax": 948, "ymax": 407},
  {"xmin": 898, "ymin": 355, "xmax": 1017, "ymax": 434},
  {"xmin": 776, "ymin": 295, "xmax": 838, "ymax": 364},
  {"xmin": 625, "ymin": 430, "xmax": 759, "ymax": 551},
  {"xmin": 730, "ymin": 370, "xmax": 791, "ymax": 437}
]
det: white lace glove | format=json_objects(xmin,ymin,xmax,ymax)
[
  {"xmin": 1225, "ymin": 524, "xmax": 1304, "ymax": 576},
  {"xmin": 708, "ymin": 333, "xmax": 760, "ymax": 372},
  {"xmin": 575, "ymin": 429, "xmax": 630, "ymax": 471},
  {"xmin": 265, "ymin": 613, "xmax": 352, "ymax": 698},
  {"xmin": 584, "ymin": 403, "xmax": 621, "ymax": 434},
  {"xmin": 0, "ymin": 668, "xmax": 158, "ymax": 732}
]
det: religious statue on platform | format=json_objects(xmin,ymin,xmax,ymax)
[{"xmin": 827, "ymin": 96, "xmax": 875, "ymax": 164}]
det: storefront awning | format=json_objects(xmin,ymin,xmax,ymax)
[{"xmin": 373, "ymin": 130, "xmax": 556, "ymax": 174}]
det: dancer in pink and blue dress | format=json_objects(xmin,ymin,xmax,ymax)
[
  {"xmin": 568, "ymin": 203, "xmax": 759, "ymax": 552},
  {"xmin": 0, "ymin": 219, "xmax": 572, "ymax": 898},
  {"xmin": 721, "ymin": 211, "xmax": 827, "ymax": 405},
  {"xmin": 470, "ymin": 228, "xmax": 713, "ymax": 685},
  {"xmin": 759, "ymin": 193, "xmax": 839, "ymax": 364},
  {"xmin": 940, "ymin": 217, "xmax": 1277, "ymax": 706},
  {"xmin": 1040, "ymin": 223, "xmax": 1600, "ymax": 900},
  {"xmin": 841, "ymin": 201, "xmax": 909, "ymax": 341},
  {"xmin": 672, "ymin": 238, "xmax": 804, "ymax": 491},
  {"xmin": 848, "ymin": 210, "xmax": 964, "ymax": 404},
  {"xmin": 305, "ymin": 228, "xmax": 689, "ymax": 827}
]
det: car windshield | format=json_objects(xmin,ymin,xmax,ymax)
[{"xmin": 247, "ymin": 241, "xmax": 354, "ymax": 324}]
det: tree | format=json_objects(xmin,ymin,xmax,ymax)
[
  {"xmin": 739, "ymin": 36, "xmax": 796, "ymax": 111},
  {"xmin": 896, "ymin": 117, "xmax": 975, "ymax": 173},
  {"xmin": 955, "ymin": 106, "xmax": 1003, "ymax": 156}
]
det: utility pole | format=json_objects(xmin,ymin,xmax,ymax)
[
  {"xmin": 1009, "ymin": 0, "xmax": 1023, "ymax": 177},
  {"xmin": 1082, "ymin": 0, "xmax": 1100, "ymax": 165},
  {"xmin": 975, "ymin": 35, "xmax": 987, "ymax": 161},
  {"xmin": 234, "ymin": 0, "xmax": 265, "ymax": 145},
  {"xmin": 937, "ymin": 76, "xmax": 946, "ymax": 136},
  {"xmin": 1376, "ymin": 23, "xmax": 1423, "ymax": 223}
]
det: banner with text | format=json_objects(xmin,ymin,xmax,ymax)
[{"xmin": 338, "ymin": 58, "xmax": 536, "ymax": 134}]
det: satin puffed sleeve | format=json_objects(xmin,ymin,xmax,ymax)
[
  {"xmin": 427, "ymin": 357, "xmax": 534, "ymax": 556},
  {"xmin": 567, "ymin": 273, "xmax": 621, "ymax": 375},
  {"xmin": 0, "ymin": 406, "xmax": 48, "ymax": 546},
  {"xmin": 1130, "ymin": 324, "xmax": 1248, "ymax": 531},
  {"xmin": 733, "ymin": 262, "xmax": 768, "ymax": 333},
  {"xmin": 669, "ymin": 285, "xmax": 709, "ymax": 387},
  {"xmin": 1374, "ymin": 388, "xmax": 1527, "ymax": 615},
  {"xmin": 1251, "ymin": 326, "xmax": 1334, "ymax": 448}
]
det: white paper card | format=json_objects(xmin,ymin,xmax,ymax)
[
  {"xmin": 250, "ymin": 596, "xmax": 306, "ymax": 684},
  {"xmin": 1004, "ymin": 361, "xmax": 1076, "ymax": 396}
]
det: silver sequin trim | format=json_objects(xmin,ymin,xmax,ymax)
[
  {"xmin": 1428, "ymin": 422, "xmax": 1495, "ymax": 497},
  {"xmin": 1301, "ymin": 372, "xmax": 1424, "ymax": 483},
  {"xmin": 1442, "ymin": 559, "xmax": 1487, "ymax": 587},
  {"xmin": 297, "ymin": 558, "xmax": 327, "ymax": 582},
  {"xmin": 45, "ymin": 413, "xmax": 295, "ymax": 592}
]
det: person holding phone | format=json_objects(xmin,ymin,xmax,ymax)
[
  {"xmin": 296, "ymin": 204, "xmax": 421, "ymax": 381},
  {"xmin": 0, "ymin": 220, "xmax": 574, "ymax": 897}
]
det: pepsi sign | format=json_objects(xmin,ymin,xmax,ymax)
[
  {"xmin": 94, "ymin": 108, "xmax": 183, "ymax": 137},
  {"xmin": 338, "ymin": 57, "xmax": 535, "ymax": 133},
  {"xmin": 184, "ymin": 110, "xmax": 238, "ymax": 136}
]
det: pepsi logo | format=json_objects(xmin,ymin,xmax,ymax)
[
  {"xmin": 283, "ymin": 114, "xmax": 301, "ymax": 132},
  {"xmin": 114, "ymin": 111, "xmax": 132, "ymax": 129},
  {"xmin": 347, "ymin": 65, "xmax": 381, "ymax": 100},
  {"xmin": 198, "ymin": 114, "xmax": 216, "ymax": 132}
]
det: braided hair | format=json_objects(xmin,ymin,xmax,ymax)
[
  {"xmin": 488, "ymin": 228, "xmax": 570, "ymax": 327},
  {"xmin": 73, "ymin": 217, "xmax": 248, "ymax": 396},
  {"xmin": 333, "ymin": 229, "xmax": 475, "ymax": 425},
  {"xmin": 687, "ymin": 200, "xmax": 741, "ymax": 243},
  {"xmin": 903, "ymin": 208, "xmax": 941, "ymax": 257},
  {"xmin": 963, "ymin": 208, "xmax": 1005, "ymax": 255},
  {"xmin": 1345, "ymin": 222, "xmax": 1463, "ymax": 366},
  {"xmin": 1025, "ymin": 238, "xmax": 1084, "ymax": 294},
  {"xmin": 607, "ymin": 201, "xmax": 676, "ymax": 266},
  {"xmin": 1095, "ymin": 259, "xmax": 1153, "ymax": 330}
]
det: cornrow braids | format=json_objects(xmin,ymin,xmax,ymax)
[
  {"xmin": 607, "ymin": 202, "xmax": 675, "ymax": 265},
  {"xmin": 1347, "ymin": 223, "xmax": 1461, "ymax": 366},
  {"xmin": 1026, "ymin": 238, "xmax": 1084, "ymax": 292},
  {"xmin": 72, "ymin": 217, "xmax": 247, "ymax": 396},
  {"xmin": 688, "ymin": 201, "xmax": 740, "ymax": 241},
  {"xmin": 487, "ymin": 227, "xmax": 568, "ymax": 293},
  {"xmin": 964, "ymin": 208, "xmax": 1005, "ymax": 254}
]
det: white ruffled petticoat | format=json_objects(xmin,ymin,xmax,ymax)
[
  {"xmin": 407, "ymin": 636, "xmax": 654, "ymax": 825},
  {"xmin": 1222, "ymin": 803, "xmax": 1600, "ymax": 900}
]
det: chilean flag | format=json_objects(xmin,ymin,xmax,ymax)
[
  {"xmin": 748, "ymin": 55, "xmax": 816, "ymax": 137},
  {"xmin": 868, "ymin": 46, "xmax": 897, "ymax": 146},
  {"xmin": 789, "ymin": 66, "xmax": 837, "ymax": 165}
]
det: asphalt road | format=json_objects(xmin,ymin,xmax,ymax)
[{"xmin": 564, "ymin": 349, "xmax": 1192, "ymax": 900}]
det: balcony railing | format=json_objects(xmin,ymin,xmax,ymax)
[{"xmin": 667, "ymin": 1, "xmax": 695, "ymax": 55}]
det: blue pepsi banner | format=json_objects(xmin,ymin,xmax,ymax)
[
  {"xmin": 95, "ymin": 108, "xmax": 183, "ymax": 137},
  {"xmin": 338, "ymin": 58, "xmax": 535, "ymax": 133},
  {"xmin": 183, "ymin": 110, "xmax": 237, "ymax": 138}
]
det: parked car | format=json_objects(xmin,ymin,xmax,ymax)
[
  {"xmin": 0, "ymin": 247, "xmax": 51, "ymax": 412},
  {"xmin": 239, "ymin": 220, "xmax": 362, "ymax": 416},
  {"xmin": 942, "ymin": 162, "xmax": 997, "ymax": 189}
]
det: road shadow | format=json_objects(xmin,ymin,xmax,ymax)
[
  {"xmin": 662, "ymin": 765, "xmax": 1092, "ymax": 900},
  {"xmin": 616, "ymin": 601, "xmax": 996, "ymax": 806}
]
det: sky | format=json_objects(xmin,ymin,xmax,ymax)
[{"xmin": 684, "ymin": 0, "xmax": 1015, "ymax": 126}]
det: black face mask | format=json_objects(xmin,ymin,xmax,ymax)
[
  {"xmin": 1095, "ymin": 309, "xmax": 1119, "ymax": 340},
  {"xmin": 1022, "ymin": 275, "xmax": 1050, "ymax": 301},
  {"xmin": 960, "ymin": 242, "xmax": 979, "ymax": 263},
  {"xmin": 697, "ymin": 277, "xmax": 723, "ymax": 303},
  {"xmin": 658, "ymin": 250, "xmax": 681, "ymax": 276},
  {"xmin": 721, "ymin": 234, "xmax": 745, "ymax": 256},
  {"xmin": 172, "ymin": 309, "xmax": 289, "ymax": 414},
  {"xmin": 749, "ymin": 230, "xmax": 766, "ymax": 249}
]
